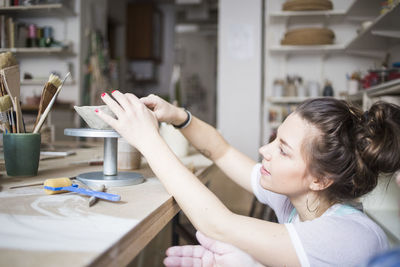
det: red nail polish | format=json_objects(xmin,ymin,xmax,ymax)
[
  {"xmin": 101, "ymin": 93, "xmax": 106, "ymax": 97},
  {"xmin": 111, "ymin": 90, "xmax": 117, "ymax": 94},
  {"xmin": 95, "ymin": 109, "xmax": 99, "ymax": 113}
]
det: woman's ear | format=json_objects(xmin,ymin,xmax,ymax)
[{"xmin": 309, "ymin": 177, "xmax": 333, "ymax": 191}]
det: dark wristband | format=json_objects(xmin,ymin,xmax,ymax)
[{"xmin": 172, "ymin": 109, "xmax": 192, "ymax": 129}]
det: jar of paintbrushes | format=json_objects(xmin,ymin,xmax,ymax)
[
  {"xmin": 0, "ymin": 52, "xmax": 37, "ymax": 176},
  {"xmin": 3, "ymin": 72, "xmax": 70, "ymax": 176},
  {"xmin": 0, "ymin": 51, "xmax": 70, "ymax": 176}
]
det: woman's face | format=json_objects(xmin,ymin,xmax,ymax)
[{"xmin": 259, "ymin": 113, "xmax": 316, "ymax": 197}]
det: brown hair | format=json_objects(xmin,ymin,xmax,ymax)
[{"xmin": 295, "ymin": 98, "xmax": 400, "ymax": 202}]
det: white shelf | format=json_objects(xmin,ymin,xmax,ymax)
[
  {"xmin": 346, "ymin": 3, "xmax": 400, "ymax": 55},
  {"xmin": 0, "ymin": 3, "xmax": 62, "ymax": 10},
  {"xmin": 372, "ymin": 30, "xmax": 400, "ymax": 39},
  {"xmin": 0, "ymin": 4, "xmax": 75, "ymax": 16},
  {"xmin": 270, "ymin": 9, "xmax": 346, "ymax": 18},
  {"xmin": 0, "ymin": 47, "xmax": 74, "ymax": 55},
  {"xmin": 270, "ymin": 44, "xmax": 345, "ymax": 54},
  {"xmin": 269, "ymin": 2, "xmax": 400, "ymax": 57},
  {"xmin": 347, "ymin": 79, "xmax": 400, "ymax": 101}
]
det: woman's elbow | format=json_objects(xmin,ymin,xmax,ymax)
[{"xmin": 197, "ymin": 209, "xmax": 235, "ymax": 241}]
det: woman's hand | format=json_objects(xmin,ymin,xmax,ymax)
[
  {"xmin": 164, "ymin": 231, "xmax": 263, "ymax": 267},
  {"xmin": 140, "ymin": 94, "xmax": 187, "ymax": 126},
  {"xmin": 96, "ymin": 91, "xmax": 160, "ymax": 152}
]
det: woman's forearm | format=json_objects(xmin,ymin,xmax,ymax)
[
  {"xmin": 178, "ymin": 113, "xmax": 230, "ymax": 162},
  {"xmin": 141, "ymin": 133, "xmax": 234, "ymax": 236},
  {"xmin": 173, "ymin": 109, "xmax": 256, "ymax": 193}
]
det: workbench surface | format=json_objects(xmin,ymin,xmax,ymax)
[{"xmin": 0, "ymin": 142, "xmax": 212, "ymax": 267}]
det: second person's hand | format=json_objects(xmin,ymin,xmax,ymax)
[
  {"xmin": 164, "ymin": 231, "xmax": 264, "ymax": 267},
  {"xmin": 96, "ymin": 90, "xmax": 160, "ymax": 152}
]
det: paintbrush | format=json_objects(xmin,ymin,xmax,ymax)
[
  {"xmin": 0, "ymin": 52, "xmax": 17, "ymax": 70},
  {"xmin": 33, "ymin": 72, "xmax": 70, "ymax": 134},
  {"xmin": 33, "ymin": 74, "xmax": 62, "ymax": 129},
  {"xmin": 0, "ymin": 94, "xmax": 12, "ymax": 111},
  {"xmin": 0, "ymin": 112, "xmax": 10, "ymax": 132},
  {"xmin": 0, "ymin": 76, "xmax": 11, "ymax": 132},
  {"xmin": 10, "ymin": 106, "xmax": 15, "ymax": 133},
  {"xmin": 14, "ymin": 96, "xmax": 20, "ymax": 133},
  {"xmin": 0, "ymin": 94, "xmax": 12, "ymax": 132}
]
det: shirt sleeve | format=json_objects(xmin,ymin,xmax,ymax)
[{"xmin": 250, "ymin": 163, "xmax": 293, "ymax": 223}]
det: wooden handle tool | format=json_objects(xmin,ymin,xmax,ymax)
[
  {"xmin": 33, "ymin": 72, "xmax": 70, "ymax": 134},
  {"xmin": 33, "ymin": 74, "xmax": 62, "ymax": 129}
]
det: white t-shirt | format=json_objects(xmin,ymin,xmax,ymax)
[{"xmin": 251, "ymin": 163, "xmax": 389, "ymax": 267}]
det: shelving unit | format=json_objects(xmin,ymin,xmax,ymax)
[
  {"xmin": 264, "ymin": 0, "xmax": 400, "ymax": 138},
  {"xmin": 267, "ymin": 2, "xmax": 353, "ymax": 56},
  {"xmin": 346, "ymin": 2, "xmax": 400, "ymax": 57},
  {"xmin": 268, "ymin": 1, "xmax": 400, "ymax": 57},
  {"xmin": 264, "ymin": 0, "xmax": 361, "ymax": 142},
  {"xmin": 0, "ymin": 3, "xmax": 79, "ymax": 87},
  {"xmin": 0, "ymin": 0, "xmax": 83, "ymax": 141}
]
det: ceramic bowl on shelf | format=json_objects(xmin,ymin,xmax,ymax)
[{"xmin": 74, "ymin": 105, "xmax": 115, "ymax": 130}]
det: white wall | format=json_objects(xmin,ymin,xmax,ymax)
[
  {"xmin": 108, "ymin": 0, "xmax": 127, "ymax": 91},
  {"xmin": 176, "ymin": 32, "xmax": 217, "ymax": 125},
  {"xmin": 217, "ymin": 0, "xmax": 263, "ymax": 160},
  {"xmin": 157, "ymin": 4, "xmax": 177, "ymax": 97}
]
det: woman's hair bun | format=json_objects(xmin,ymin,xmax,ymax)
[{"xmin": 358, "ymin": 101, "xmax": 400, "ymax": 175}]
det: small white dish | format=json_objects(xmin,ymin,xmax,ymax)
[{"xmin": 74, "ymin": 105, "xmax": 115, "ymax": 130}]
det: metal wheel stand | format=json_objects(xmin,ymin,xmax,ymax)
[{"xmin": 64, "ymin": 128, "xmax": 144, "ymax": 187}]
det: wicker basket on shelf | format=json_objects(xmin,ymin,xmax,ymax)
[
  {"xmin": 282, "ymin": 0, "xmax": 333, "ymax": 11},
  {"xmin": 281, "ymin": 27, "xmax": 335, "ymax": 45}
]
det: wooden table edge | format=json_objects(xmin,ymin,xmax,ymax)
[{"xmin": 88, "ymin": 164, "xmax": 216, "ymax": 266}]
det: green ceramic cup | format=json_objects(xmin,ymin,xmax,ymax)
[{"xmin": 3, "ymin": 133, "xmax": 41, "ymax": 177}]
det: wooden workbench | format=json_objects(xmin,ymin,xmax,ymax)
[{"xmin": 0, "ymin": 142, "xmax": 212, "ymax": 266}]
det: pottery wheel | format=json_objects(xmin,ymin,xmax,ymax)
[{"xmin": 64, "ymin": 128, "xmax": 144, "ymax": 187}]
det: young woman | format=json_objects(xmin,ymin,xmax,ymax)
[{"xmin": 96, "ymin": 91, "xmax": 400, "ymax": 266}]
